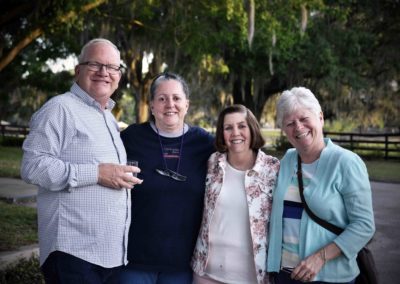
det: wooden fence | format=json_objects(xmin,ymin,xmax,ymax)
[
  {"xmin": 1, "ymin": 123, "xmax": 399, "ymax": 159},
  {"xmin": 324, "ymin": 131, "xmax": 400, "ymax": 159},
  {"xmin": 0, "ymin": 124, "xmax": 29, "ymax": 138}
]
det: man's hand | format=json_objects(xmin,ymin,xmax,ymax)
[{"xmin": 98, "ymin": 163, "xmax": 142, "ymax": 189}]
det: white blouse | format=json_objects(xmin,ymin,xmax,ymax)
[{"xmin": 204, "ymin": 162, "xmax": 258, "ymax": 284}]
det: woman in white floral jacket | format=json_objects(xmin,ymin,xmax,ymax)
[{"xmin": 192, "ymin": 105, "xmax": 280, "ymax": 284}]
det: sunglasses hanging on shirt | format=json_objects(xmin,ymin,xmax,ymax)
[{"xmin": 155, "ymin": 168, "xmax": 187, "ymax": 182}]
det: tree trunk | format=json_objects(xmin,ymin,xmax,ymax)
[
  {"xmin": 232, "ymin": 74, "xmax": 244, "ymax": 105},
  {"xmin": 138, "ymin": 90, "xmax": 150, "ymax": 123},
  {"xmin": 232, "ymin": 72, "xmax": 287, "ymax": 121},
  {"xmin": 254, "ymin": 75, "xmax": 287, "ymax": 121}
]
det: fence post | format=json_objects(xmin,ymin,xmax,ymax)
[
  {"xmin": 385, "ymin": 134, "xmax": 388, "ymax": 159},
  {"xmin": 23, "ymin": 126, "xmax": 28, "ymax": 137},
  {"xmin": 350, "ymin": 133, "xmax": 354, "ymax": 151}
]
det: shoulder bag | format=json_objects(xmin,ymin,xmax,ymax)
[{"xmin": 297, "ymin": 155, "xmax": 378, "ymax": 284}]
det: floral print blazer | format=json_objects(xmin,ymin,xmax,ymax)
[{"xmin": 191, "ymin": 150, "xmax": 280, "ymax": 284}]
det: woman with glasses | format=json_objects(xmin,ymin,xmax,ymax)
[
  {"xmin": 191, "ymin": 105, "xmax": 280, "ymax": 284},
  {"xmin": 267, "ymin": 87, "xmax": 375, "ymax": 283},
  {"xmin": 120, "ymin": 72, "xmax": 214, "ymax": 284}
]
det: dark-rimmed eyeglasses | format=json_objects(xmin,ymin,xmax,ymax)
[
  {"xmin": 79, "ymin": 61, "xmax": 123, "ymax": 74},
  {"xmin": 155, "ymin": 168, "xmax": 187, "ymax": 182}
]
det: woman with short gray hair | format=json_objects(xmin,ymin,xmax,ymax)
[{"xmin": 267, "ymin": 87, "xmax": 375, "ymax": 283}]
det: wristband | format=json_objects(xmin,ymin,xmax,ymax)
[{"xmin": 320, "ymin": 247, "xmax": 327, "ymax": 263}]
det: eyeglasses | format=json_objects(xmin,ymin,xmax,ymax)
[
  {"xmin": 79, "ymin": 61, "xmax": 123, "ymax": 74},
  {"xmin": 155, "ymin": 168, "xmax": 187, "ymax": 182}
]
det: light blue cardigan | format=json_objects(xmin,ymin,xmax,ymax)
[{"xmin": 267, "ymin": 138, "xmax": 375, "ymax": 282}]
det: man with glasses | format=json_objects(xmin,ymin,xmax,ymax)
[{"xmin": 21, "ymin": 38, "xmax": 142, "ymax": 283}]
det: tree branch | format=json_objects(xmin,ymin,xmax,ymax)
[
  {"xmin": 0, "ymin": 0, "xmax": 107, "ymax": 72},
  {"xmin": 0, "ymin": 3, "xmax": 33, "ymax": 27}
]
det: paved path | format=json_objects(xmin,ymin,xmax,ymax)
[
  {"xmin": 369, "ymin": 181, "xmax": 400, "ymax": 283},
  {"xmin": 0, "ymin": 177, "xmax": 37, "ymax": 203},
  {"xmin": 0, "ymin": 178, "xmax": 399, "ymax": 282},
  {"xmin": 0, "ymin": 178, "xmax": 38, "ymax": 268}
]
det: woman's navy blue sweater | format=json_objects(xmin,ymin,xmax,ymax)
[{"xmin": 121, "ymin": 122, "xmax": 215, "ymax": 272}]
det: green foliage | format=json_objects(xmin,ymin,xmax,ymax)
[
  {"xmin": 1, "ymin": 0, "xmax": 399, "ymax": 128},
  {"xmin": 324, "ymin": 118, "xmax": 359, "ymax": 132},
  {"xmin": 273, "ymin": 134, "xmax": 293, "ymax": 152},
  {"xmin": 114, "ymin": 91, "xmax": 136, "ymax": 124},
  {"xmin": 0, "ymin": 137, "xmax": 25, "ymax": 147},
  {"xmin": 0, "ymin": 49, "xmax": 74, "ymax": 124},
  {"xmin": 0, "ymin": 201, "xmax": 38, "ymax": 251},
  {"xmin": 0, "ymin": 255, "xmax": 44, "ymax": 284},
  {"xmin": 0, "ymin": 0, "xmax": 96, "ymax": 123},
  {"xmin": 0, "ymin": 146, "xmax": 23, "ymax": 178}
]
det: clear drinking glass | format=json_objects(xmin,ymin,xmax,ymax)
[{"xmin": 127, "ymin": 160, "xmax": 139, "ymax": 177}]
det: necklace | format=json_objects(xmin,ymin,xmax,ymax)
[{"xmin": 155, "ymin": 126, "xmax": 187, "ymax": 182}]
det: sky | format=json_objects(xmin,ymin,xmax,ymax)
[{"xmin": 46, "ymin": 54, "xmax": 78, "ymax": 73}]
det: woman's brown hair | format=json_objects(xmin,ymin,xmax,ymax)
[{"xmin": 215, "ymin": 104, "xmax": 265, "ymax": 153}]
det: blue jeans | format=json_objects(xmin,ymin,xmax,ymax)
[
  {"xmin": 274, "ymin": 271, "xmax": 356, "ymax": 284},
  {"xmin": 41, "ymin": 251, "xmax": 121, "ymax": 284},
  {"xmin": 119, "ymin": 267, "xmax": 192, "ymax": 284}
]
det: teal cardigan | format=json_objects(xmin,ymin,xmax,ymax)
[{"xmin": 267, "ymin": 138, "xmax": 375, "ymax": 282}]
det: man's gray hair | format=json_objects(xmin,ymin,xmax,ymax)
[{"xmin": 78, "ymin": 38, "xmax": 121, "ymax": 63}]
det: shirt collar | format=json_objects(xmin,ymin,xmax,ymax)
[
  {"xmin": 216, "ymin": 149, "xmax": 264, "ymax": 174},
  {"xmin": 149, "ymin": 121, "xmax": 189, "ymax": 137},
  {"xmin": 70, "ymin": 83, "xmax": 116, "ymax": 110},
  {"xmin": 251, "ymin": 149, "xmax": 266, "ymax": 174}
]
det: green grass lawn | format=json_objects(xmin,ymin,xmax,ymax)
[
  {"xmin": 0, "ymin": 146, "xmax": 23, "ymax": 178},
  {"xmin": 363, "ymin": 159, "xmax": 400, "ymax": 183},
  {"xmin": 0, "ymin": 201, "xmax": 38, "ymax": 251}
]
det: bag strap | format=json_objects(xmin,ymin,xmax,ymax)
[{"xmin": 297, "ymin": 155, "xmax": 343, "ymax": 236}]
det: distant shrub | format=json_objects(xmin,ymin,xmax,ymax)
[
  {"xmin": 0, "ymin": 255, "xmax": 44, "ymax": 284},
  {"xmin": 324, "ymin": 118, "xmax": 358, "ymax": 132},
  {"xmin": 0, "ymin": 136, "xmax": 25, "ymax": 147},
  {"xmin": 273, "ymin": 134, "xmax": 292, "ymax": 151}
]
